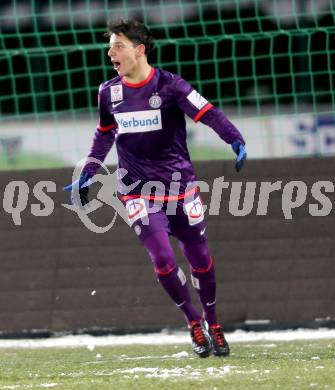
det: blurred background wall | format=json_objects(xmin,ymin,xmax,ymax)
[{"xmin": 0, "ymin": 158, "xmax": 334, "ymax": 335}]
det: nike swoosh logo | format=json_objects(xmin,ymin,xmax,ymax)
[
  {"xmin": 176, "ymin": 300, "xmax": 186, "ymax": 307},
  {"xmin": 200, "ymin": 228, "xmax": 206, "ymax": 235},
  {"xmin": 112, "ymin": 101, "xmax": 123, "ymax": 108},
  {"xmin": 206, "ymin": 300, "xmax": 216, "ymax": 307}
]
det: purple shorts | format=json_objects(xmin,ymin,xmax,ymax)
[{"xmin": 123, "ymin": 194, "xmax": 207, "ymax": 243}]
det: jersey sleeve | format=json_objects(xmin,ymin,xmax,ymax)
[
  {"xmin": 97, "ymin": 84, "xmax": 117, "ymax": 132},
  {"xmin": 200, "ymin": 106, "xmax": 245, "ymax": 145},
  {"xmin": 174, "ymin": 76, "xmax": 213, "ymax": 122},
  {"xmin": 82, "ymin": 85, "xmax": 117, "ymax": 176}
]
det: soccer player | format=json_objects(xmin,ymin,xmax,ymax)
[{"xmin": 65, "ymin": 19, "xmax": 246, "ymax": 358}]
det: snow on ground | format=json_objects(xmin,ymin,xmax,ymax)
[
  {"xmin": 1, "ymin": 384, "xmax": 58, "ymax": 389},
  {"xmin": 0, "ymin": 328, "xmax": 334, "ymax": 349}
]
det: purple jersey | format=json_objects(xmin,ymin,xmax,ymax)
[{"xmin": 84, "ymin": 67, "xmax": 244, "ymax": 196}]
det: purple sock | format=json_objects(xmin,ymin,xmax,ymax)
[
  {"xmin": 157, "ymin": 267, "xmax": 202, "ymax": 324},
  {"xmin": 191, "ymin": 262, "xmax": 218, "ymax": 326},
  {"xmin": 142, "ymin": 231, "xmax": 201, "ymax": 324},
  {"xmin": 179, "ymin": 241, "xmax": 218, "ymax": 326}
]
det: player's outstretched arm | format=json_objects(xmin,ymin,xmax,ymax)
[
  {"xmin": 172, "ymin": 76, "xmax": 247, "ymax": 172},
  {"xmin": 63, "ymin": 127, "xmax": 116, "ymax": 206},
  {"xmin": 199, "ymin": 106, "xmax": 247, "ymax": 172}
]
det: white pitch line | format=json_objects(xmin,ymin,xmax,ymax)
[{"xmin": 0, "ymin": 328, "xmax": 334, "ymax": 349}]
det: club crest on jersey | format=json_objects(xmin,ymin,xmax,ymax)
[
  {"xmin": 110, "ymin": 85, "xmax": 123, "ymax": 102},
  {"xmin": 149, "ymin": 93, "xmax": 162, "ymax": 108}
]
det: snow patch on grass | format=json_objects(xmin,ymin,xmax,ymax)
[{"xmin": 0, "ymin": 328, "xmax": 334, "ymax": 349}]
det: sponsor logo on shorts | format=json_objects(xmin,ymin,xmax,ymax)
[
  {"xmin": 126, "ymin": 198, "xmax": 148, "ymax": 225},
  {"xmin": 184, "ymin": 196, "xmax": 204, "ymax": 226}
]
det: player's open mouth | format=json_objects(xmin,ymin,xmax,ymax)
[{"xmin": 113, "ymin": 61, "xmax": 120, "ymax": 70}]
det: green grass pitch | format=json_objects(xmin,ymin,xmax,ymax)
[
  {"xmin": 0, "ymin": 152, "xmax": 69, "ymax": 171},
  {"xmin": 0, "ymin": 339, "xmax": 334, "ymax": 389},
  {"xmin": 0, "ymin": 147, "xmax": 233, "ymax": 172}
]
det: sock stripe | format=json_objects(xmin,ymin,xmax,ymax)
[
  {"xmin": 155, "ymin": 265, "xmax": 177, "ymax": 275},
  {"xmin": 191, "ymin": 256, "xmax": 213, "ymax": 273}
]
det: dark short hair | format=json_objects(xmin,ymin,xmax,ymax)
[{"xmin": 105, "ymin": 19, "xmax": 154, "ymax": 55}]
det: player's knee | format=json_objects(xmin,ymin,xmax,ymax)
[
  {"xmin": 155, "ymin": 264, "xmax": 177, "ymax": 277},
  {"xmin": 150, "ymin": 249, "xmax": 177, "ymax": 275},
  {"xmin": 182, "ymin": 242, "xmax": 212, "ymax": 271},
  {"xmin": 191, "ymin": 256, "xmax": 214, "ymax": 274}
]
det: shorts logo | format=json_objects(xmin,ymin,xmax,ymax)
[
  {"xmin": 110, "ymin": 85, "xmax": 123, "ymax": 102},
  {"xmin": 114, "ymin": 110, "xmax": 162, "ymax": 134},
  {"xmin": 149, "ymin": 93, "xmax": 162, "ymax": 108},
  {"xmin": 184, "ymin": 196, "xmax": 204, "ymax": 226},
  {"xmin": 187, "ymin": 90, "xmax": 208, "ymax": 110},
  {"xmin": 134, "ymin": 225, "xmax": 142, "ymax": 236},
  {"xmin": 126, "ymin": 198, "xmax": 148, "ymax": 225}
]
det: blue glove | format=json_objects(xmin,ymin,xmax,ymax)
[
  {"xmin": 63, "ymin": 171, "xmax": 92, "ymax": 207},
  {"xmin": 231, "ymin": 140, "xmax": 247, "ymax": 172}
]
